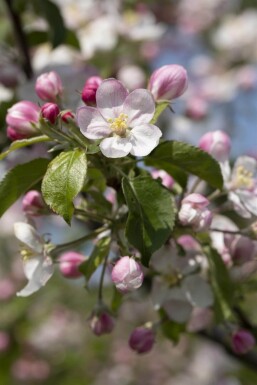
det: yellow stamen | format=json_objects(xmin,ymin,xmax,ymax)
[
  {"xmin": 108, "ymin": 113, "xmax": 128, "ymax": 137},
  {"xmin": 21, "ymin": 249, "xmax": 34, "ymax": 261},
  {"xmin": 235, "ymin": 165, "xmax": 254, "ymax": 190}
]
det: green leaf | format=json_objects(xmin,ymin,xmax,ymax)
[
  {"xmin": 111, "ymin": 287, "xmax": 123, "ymax": 314},
  {"xmin": 79, "ymin": 237, "xmax": 111, "ymax": 282},
  {"xmin": 204, "ymin": 246, "xmax": 235, "ymax": 322},
  {"xmin": 0, "ymin": 158, "xmax": 49, "ymax": 217},
  {"xmin": 145, "ymin": 141, "xmax": 223, "ymax": 189},
  {"xmin": 151, "ymin": 101, "xmax": 170, "ymax": 124},
  {"xmin": 42, "ymin": 149, "xmax": 87, "ymax": 224},
  {"xmin": 161, "ymin": 320, "xmax": 185, "ymax": 343},
  {"xmin": 27, "ymin": 29, "xmax": 80, "ymax": 49},
  {"xmin": 122, "ymin": 175, "xmax": 175, "ymax": 266},
  {"xmin": 0, "ymin": 136, "xmax": 51, "ymax": 161}
]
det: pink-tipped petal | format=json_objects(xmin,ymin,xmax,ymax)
[
  {"xmin": 77, "ymin": 106, "xmax": 111, "ymax": 139},
  {"xmin": 130, "ymin": 124, "xmax": 162, "ymax": 156},
  {"xmin": 96, "ymin": 79, "xmax": 128, "ymax": 120},
  {"xmin": 100, "ymin": 136, "xmax": 132, "ymax": 158},
  {"xmin": 123, "ymin": 89, "xmax": 155, "ymax": 127}
]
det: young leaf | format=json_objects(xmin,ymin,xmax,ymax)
[
  {"xmin": 122, "ymin": 175, "xmax": 175, "ymax": 266},
  {"xmin": 145, "ymin": 141, "xmax": 223, "ymax": 189},
  {"xmin": 204, "ymin": 246, "xmax": 235, "ymax": 322},
  {"xmin": 42, "ymin": 149, "xmax": 87, "ymax": 224},
  {"xmin": 0, "ymin": 136, "xmax": 51, "ymax": 161},
  {"xmin": 79, "ymin": 237, "xmax": 111, "ymax": 282},
  {"xmin": 151, "ymin": 101, "xmax": 170, "ymax": 124},
  {"xmin": 0, "ymin": 158, "xmax": 49, "ymax": 217}
]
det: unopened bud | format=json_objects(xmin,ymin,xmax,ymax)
[
  {"xmin": 231, "ymin": 329, "xmax": 255, "ymax": 354},
  {"xmin": 59, "ymin": 251, "xmax": 85, "ymax": 278},
  {"xmin": 178, "ymin": 193, "xmax": 212, "ymax": 231},
  {"xmin": 199, "ymin": 130, "xmax": 231, "ymax": 162},
  {"xmin": 22, "ymin": 190, "xmax": 46, "ymax": 216},
  {"xmin": 81, "ymin": 76, "xmax": 102, "ymax": 105},
  {"xmin": 61, "ymin": 111, "xmax": 75, "ymax": 123},
  {"xmin": 151, "ymin": 169, "xmax": 174, "ymax": 190},
  {"xmin": 129, "ymin": 326, "xmax": 155, "ymax": 354},
  {"xmin": 111, "ymin": 256, "xmax": 144, "ymax": 293},
  {"xmin": 90, "ymin": 312, "xmax": 115, "ymax": 336},
  {"xmin": 148, "ymin": 64, "xmax": 188, "ymax": 101},
  {"xmin": 35, "ymin": 71, "xmax": 63, "ymax": 102},
  {"xmin": 41, "ymin": 103, "xmax": 60, "ymax": 124},
  {"xmin": 6, "ymin": 101, "xmax": 40, "ymax": 140}
]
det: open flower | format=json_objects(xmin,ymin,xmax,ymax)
[
  {"xmin": 223, "ymin": 156, "xmax": 257, "ymax": 218},
  {"xmin": 14, "ymin": 223, "xmax": 54, "ymax": 297},
  {"xmin": 77, "ymin": 78, "xmax": 162, "ymax": 158}
]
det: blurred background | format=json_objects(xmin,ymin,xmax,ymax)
[{"xmin": 1, "ymin": 0, "xmax": 257, "ymax": 384}]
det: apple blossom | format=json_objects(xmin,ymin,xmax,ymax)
[
  {"xmin": 148, "ymin": 64, "xmax": 188, "ymax": 101},
  {"xmin": 59, "ymin": 251, "xmax": 85, "ymax": 278},
  {"xmin": 199, "ymin": 130, "xmax": 231, "ymax": 162},
  {"xmin": 90, "ymin": 312, "xmax": 115, "ymax": 336},
  {"xmin": 111, "ymin": 256, "xmax": 144, "ymax": 293},
  {"xmin": 77, "ymin": 78, "xmax": 162, "ymax": 158},
  {"xmin": 35, "ymin": 71, "xmax": 63, "ymax": 102},
  {"xmin": 14, "ymin": 222, "xmax": 54, "ymax": 297},
  {"xmin": 41, "ymin": 103, "xmax": 60, "ymax": 124},
  {"xmin": 6, "ymin": 101, "xmax": 40, "ymax": 140},
  {"xmin": 129, "ymin": 326, "xmax": 155, "ymax": 354},
  {"xmin": 231, "ymin": 329, "xmax": 255, "ymax": 354},
  {"xmin": 151, "ymin": 169, "xmax": 174, "ymax": 189},
  {"xmin": 22, "ymin": 190, "xmax": 46, "ymax": 217},
  {"xmin": 178, "ymin": 193, "xmax": 213, "ymax": 231}
]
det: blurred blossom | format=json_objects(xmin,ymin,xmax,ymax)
[
  {"xmin": 129, "ymin": 326, "xmax": 155, "ymax": 354},
  {"xmin": 111, "ymin": 256, "xmax": 144, "ymax": 293},
  {"xmin": 236, "ymin": 65, "xmax": 257, "ymax": 91},
  {"xmin": 185, "ymin": 97, "xmax": 209, "ymax": 120},
  {"xmin": 0, "ymin": 331, "xmax": 10, "ymax": 352},
  {"xmin": 90, "ymin": 311, "xmax": 115, "ymax": 336},
  {"xmin": 0, "ymin": 278, "xmax": 16, "ymax": 300},
  {"xmin": 199, "ymin": 130, "xmax": 231, "ymax": 162},
  {"xmin": 117, "ymin": 65, "xmax": 146, "ymax": 90},
  {"xmin": 11, "ymin": 356, "xmax": 50, "ymax": 381},
  {"xmin": 151, "ymin": 169, "xmax": 174, "ymax": 189},
  {"xmin": 35, "ymin": 71, "xmax": 63, "ymax": 102},
  {"xmin": 187, "ymin": 307, "xmax": 213, "ymax": 332},
  {"xmin": 22, "ymin": 190, "xmax": 47, "ymax": 217},
  {"xmin": 231, "ymin": 329, "xmax": 256, "ymax": 354},
  {"xmin": 59, "ymin": 251, "xmax": 85, "ymax": 278}
]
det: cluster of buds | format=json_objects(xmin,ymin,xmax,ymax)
[{"xmin": 178, "ymin": 193, "xmax": 213, "ymax": 231}]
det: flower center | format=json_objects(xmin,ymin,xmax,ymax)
[
  {"xmin": 108, "ymin": 113, "xmax": 128, "ymax": 137},
  {"xmin": 234, "ymin": 165, "xmax": 254, "ymax": 190},
  {"xmin": 21, "ymin": 249, "xmax": 34, "ymax": 261}
]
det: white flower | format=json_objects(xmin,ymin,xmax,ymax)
[
  {"xmin": 77, "ymin": 78, "xmax": 162, "ymax": 158},
  {"xmin": 14, "ymin": 222, "xmax": 54, "ymax": 297}
]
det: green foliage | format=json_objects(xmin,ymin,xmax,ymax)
[
  {"xmin": 0, "ymin": 136, "xmax": 51, "ymax": 161},
  {"xmin": 0, "ymin": 158, "xmax": 49, "ymax": 217},
  {"xmin": 79, "ymin": 237, "xmax": 111, "ymax": 282},
  {"xmin": 26, "ymin": 29, "xmax": 80, "ymax": 49},
  {"xmin": 122, "ymin": 174, "xmax": 175, "ymax": 266},
  {"xmin": 42, "ymin": 149, "xmax": 87, "ymax": 224},
  {"xmin": 161, "ymin": 319, "xmax": 185, "ymax": 343},
  {"xmin": 205, "ymin": 246, "xmax": 235, "ymax": 322},
  {"xmin": 145, "ymin": 140, "xmax": 223, "ymax": 189}
]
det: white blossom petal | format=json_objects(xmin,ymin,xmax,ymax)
[
  {"xmin": 14, "ymin": 222, "xmax": 43, "ymax": 253},
  {"xmin": 96, "ymin": 79, "xmax": 128, "ymax": 120},
  {"xmin": 229, "ymin": 192, "xmax": 251, "ymax": 218},
  {"xmin": 163, "ymin": 287, "xmax": 193, "ymax": 323},
  {"xmin": 100, "ymin": 136, "xmax": 132, "ymax": 158},
  {"xmin": 17, "ymin": 257, "xmax": 54, "ymax": 297},
  {"xmin": 236, "ymin": 190, "xmax": 257, "ymax": 216},
  {"xmin": 123, "ymin": 89, "xmax": 155, "ymax": 127},
  {"xmin": 182, "ymin": 275, "xmax": 214, "ymax": 308},
  {"xmin": 130, "ymin": 124, "xmax": 162, "ymax": 156},
  {"xmin": 77, "ymin": 106, "xmax": 111, "ymax": 139}
]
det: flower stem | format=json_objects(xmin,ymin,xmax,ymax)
[{"xmin": 98, "ymin": 251, "xmax": 109, "ymax": 302}]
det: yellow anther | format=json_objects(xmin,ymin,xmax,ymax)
[
  {"xmin": 109, "ymin": 113, "xmax": 128, "ymax": 137},
  {"xmin": 21, "ymin": 249, "xmax": 33, "ymax": 261},
  {"xmin": 235, "ymin": 165, "xmax": 254, "ymax": 189}
]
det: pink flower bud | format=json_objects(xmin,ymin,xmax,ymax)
[
  {"xmin": 199, "ymin": 130, "xmax": 231, "ymax": 162},
  {"xmin": 185, "ymin": 97, "xmax": 208, "ymax": 120},
  {"xmin": 61, "ymin": 111, "xmax": 75, "ymax": 123},
  {"xmin": 111, "ymin": 256, "xmax": 144, "ymax": 293},
  {"xmin": 151, "ymin": 169, "xmax": 174, "ymax": 190},
  {"xmin": 231, "ymin": 329, "xmax": 255, "ymax": 354},
  {"xmin": 59, "ymin": 252, "xmax": 85, "ymax": 278},
  {"xmin": 22, "ymin": 190, "xmax": 46, "ymax": 216},
  {"xmin": 230, "ymin": 236, "xmax": 255, "ymax": 265},
  {"xmin": 129, "ymin": 326, "xmax": 155, "ymax": 354},
  {"xmin": 81, "ymin": 76, "xmax": 102, "ymax": 105},
  {"xmin": 6, "ymin": 101, "xmax": 40, "ymax": 139},
  {"xmin": 35, "ymin": 71, "xmax": 63, "ymax": 102},
  {"xmin": 148, "ymin": 64, "xmax": 188, "ymax": 101},
  {"xmin": 41, "ymin": 103, "xmax": 60, "ymax": 124},
  {"xmin": 178, "ymin": 193, "xmax": 212, "ymax": 231},
  {"xmin": 90, "ymin": 312, "xmax": 115, "ymax": 336}
]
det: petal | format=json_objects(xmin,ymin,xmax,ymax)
[
  {"xmin": 96, "ymin": 79, "xmax": 128, "ymax": 120},
  {"xmin": 14, "ymin": 222, "xmax": 43, "ymax": 253},
  {"xmin": 182, "ymin": 275, "xmax": 214, "ymax": 308},
  {"xmin": 130, "ymin": 124, "xmax": 162, "ymax": 156},
  {"xmin": 100, "ymin": 136, "xmax": 132, "ymax": 158},
  {"xmin": 123, "ymin": 89, "xmax": 155, "ymax": 127},
  {"xmin": 76, "ymin": 106, "xmax": 111, "ymax": 139},
  {"xmin": 237, "ymin": 191, "xmax": 257, "ymax": 216},
  {"xmin": 17, "ymin": 257, "xmax": 54, "ymax": 297},
  {"xmin": 163, "ymin": 287, "xmax": 192, "ymax": 323},
  {"xmin": 229, "ymin": 192, "xmax": 251, "ymax": 218}
]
